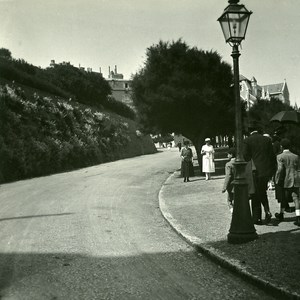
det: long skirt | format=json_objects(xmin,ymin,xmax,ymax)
[
  {"xmin": 202, "ymin": 156, "xmax": 215, "ymax": 173},
  {"xmin": 181, "ymin": 161, "xmax": 194, "ymax": 178}
]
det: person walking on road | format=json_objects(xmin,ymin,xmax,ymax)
[
  {"xmin": 201, "ymin": 138, "xmax": 215, "ymax": 181},
  {"xmin": 243, "ymin": 126, "xmax": 277, "ymax": 225},
  {"xmin": 181, "ymin": 141, "xmax": 193, "ymax": 182},
  {"xmin": 274, "ymin": 138, "xmax": 300, "ymax": 226}
]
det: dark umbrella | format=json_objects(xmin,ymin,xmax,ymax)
[{"xmin": 270, "ymin": 110, "xmax": 300, "ymax": 124}]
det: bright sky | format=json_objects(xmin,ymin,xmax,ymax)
[{"xmin": 1, "ymin": 0, "xmax": 300, "ymax": 106}]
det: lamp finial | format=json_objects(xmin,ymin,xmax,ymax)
[{"xmin": 228, "ymin": 0, "xmax": 239, "ymax": 4}]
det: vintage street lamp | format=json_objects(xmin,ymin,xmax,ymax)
[{"xmin": 218, "ymin": 0, "xmax": 257, "ymax": 243}]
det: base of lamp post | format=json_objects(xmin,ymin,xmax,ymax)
[
  {"xmin": 227, "ymin": 161, "xmax": 258, "ymax": 244},
  {"xmin": 227, "ymin": 231, "xmax": 258, "ymax": 244}
]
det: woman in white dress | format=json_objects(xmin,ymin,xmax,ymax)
[{"xmin": 201, "ymin": 138, "xmax": 215, "ymax": 180}]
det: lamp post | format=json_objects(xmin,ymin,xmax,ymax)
[{"xmin": 218, "ymin": 0, "xmax": 258, "ymax": 243}]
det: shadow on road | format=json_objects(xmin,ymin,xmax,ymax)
[
  {"xmin": 0, "ymin": 213, "xmax": 74, "ymax": 222},
  {"xmin": 0, "ymin": 249, "xmax": 274, "ymax": 300},
  {"xmin": 0, "ymin": 251, "xmax": 201, "ymax": 299}
]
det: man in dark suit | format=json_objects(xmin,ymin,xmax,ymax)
[
  {"xmin": 243, "ymin": 126, "xmax": 277, "ymax": 225},
  {"xmin": 274, "ymin": 138, "xmax": 300, "ymax": 226}
]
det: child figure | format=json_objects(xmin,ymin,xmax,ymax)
[{"xmin": 222, "ymin": 148, "xmax": 236, "ymax": 213}]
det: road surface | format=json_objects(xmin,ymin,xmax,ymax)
[{"xmin": 0, "ymin": 149, "xmax": 274, "ymax": 299}]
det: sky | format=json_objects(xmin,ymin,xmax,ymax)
[{"xmin": 1, "ymin": 0, "xmax": 300, "ymax": 106}]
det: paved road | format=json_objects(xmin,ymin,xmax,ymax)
[{"xmin": 0, "ymin": 149, "xmax": 274, "ymax": 300}]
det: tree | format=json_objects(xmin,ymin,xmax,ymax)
[
  {"xmin": 248, "ymin": 97, "xmax": 300, "ymax": 154},
  {"xmin": 247, "ymin": 97, "xmax": 293, "ymax": 134},
  {"xmin": 0, "ymin": 48, "xmax": 12, "ymax": 60},
  {"xmin": 131, "ymin": 40, "xmax": 235, "ymax": 164},
  {"xmin": 43, "ymin": 64, "xmax": 111, "ymax": 106}
]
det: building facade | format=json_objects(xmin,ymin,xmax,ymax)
[
  {"xmin": 106, "ymin": 65, "xmax": 134, "ymax": 108},
  {"xmin": 261, "ymin": 81, "xmax": 290, "ymax": 105},
  {"xmin": 239, "ymin": 75, "xmax": 290, "ymax": 109}
]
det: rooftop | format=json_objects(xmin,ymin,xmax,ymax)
[{"xmin": 261, "ymin": 82, "xmax": 285, "ymax": 94}]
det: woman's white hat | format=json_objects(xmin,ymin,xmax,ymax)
[{"xmin": 205, "ymin": 138, "xmax": 211, "ymax": 142}]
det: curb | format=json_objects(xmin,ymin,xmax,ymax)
[{"xmin": 158, "ymin": 172, "xmax": 300, "ymax": 300}]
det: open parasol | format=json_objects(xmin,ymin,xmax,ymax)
[{"xmin": 270, "ymin": 110, "xmax": 300, "ymax": 124}]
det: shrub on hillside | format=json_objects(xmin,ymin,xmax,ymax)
[
  {"xmin": 41, "ymin": 64, "xmax": 111, "ymax": 107},
  {"xmin": 12, "ymin": 59, "xmax": 37, "ymax": 76},
  {"xmin": 0, "ymin": 84, "xmax": 149, "ymax": 183},
  {"xmin": 0, "ymin": 58, "xmax": 70, "ymax": 98},
  {"xmin": 104, "ymin": 96, "xmax": 136, "ymax": 120}
]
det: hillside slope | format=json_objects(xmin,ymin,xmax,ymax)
[{"xmin": 0, "ymin": 81, "xmax": 156, "ymax": 183}]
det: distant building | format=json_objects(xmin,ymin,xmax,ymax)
[
  {"xmin": 261, "ymin": 80, "xmax": 290, "ymax": 105},
  {"xmin": 50, "ymin": 59, "xmax": 56, "ymax": 67},
  {"xmin": 239, "ymin": 75, "xmax": 259, "ymax": 109},
  {"xmin": 49, "ymin": 59, "xmax": 73, "ymax": 68},
  {"xmin": 239, "ymin": 75, "xmax": 290, "ymax": 109},
  {"xmin": 49, "ymin": 60, "xmax": 134, "ymax": 108},
  {"xmin": 106, "ymin": 65, "xmax": 134, "ymax": 108}
]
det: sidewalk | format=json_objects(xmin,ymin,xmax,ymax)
[{"xmin": 159, "ymin": 169, "xmax": 300, "ymax": 300}]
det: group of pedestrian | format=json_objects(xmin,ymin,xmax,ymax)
[
  {"xmin": 180, "ymin": 138, "xmax": 215, "ymax": 183},
  {"xmin": 222, "ymin": 125, "xmax": 300, "ymax": 227}
]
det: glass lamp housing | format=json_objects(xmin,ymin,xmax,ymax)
[{"xmin": 218, "ymin": 1, "xmax": 252, "ymax": 46}]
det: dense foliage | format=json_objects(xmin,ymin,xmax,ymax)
[
  {"xmin": 131, "ymin": 40, "xmax": 234, "ymax": 161},
  {"xmin": 247, "ymin": 97, "xmax": 292, "ymax": 133},
  {"xmin": 248, "ymin": 97, "xmax": 300, "ymax": 154},
  {"xmin": 0, "ymin": 48, "xmax": 12, "ymax": 60},
  {"xmin": 0, "ymin": 84, "xmax": 155, "ymax": 183},
  {"xmin": 41, "ymin": 63, "xmax": 110, "ymax": 106},
  {"xmin": 0, "ymin": 58, "xmax": 70, "ymax": 98}
]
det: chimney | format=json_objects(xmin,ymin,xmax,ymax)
[
  {"xmin": 115, "ymin": 65, "xmax": 117, "ymax": 74},
  {"xmin": 109, "ymin": 66, "xmax": 111, "ymax": 78}
]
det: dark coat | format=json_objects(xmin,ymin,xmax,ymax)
[{"xmin": 243, "ymin": 132, "xmax": 276, "ymax": 178}]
